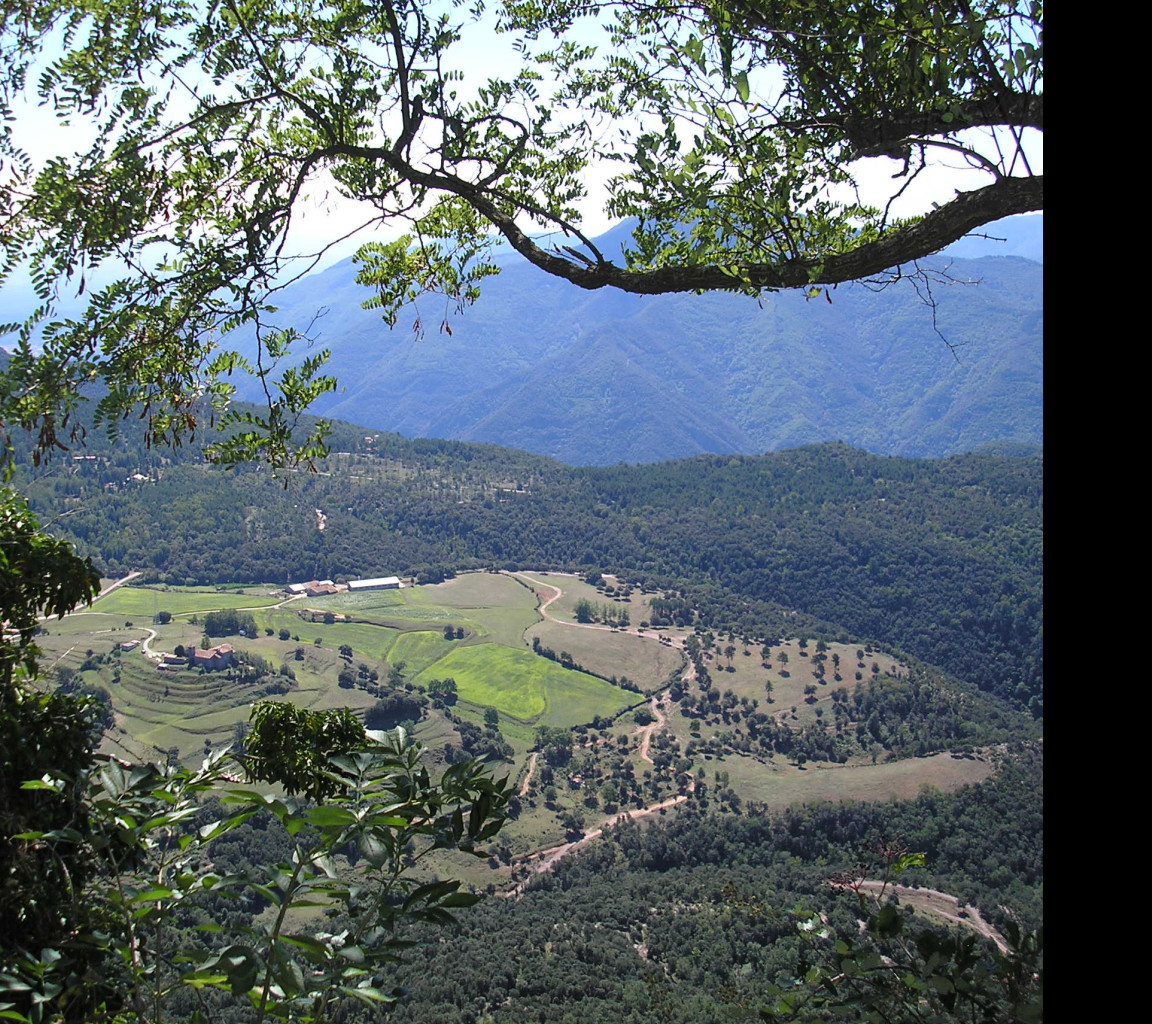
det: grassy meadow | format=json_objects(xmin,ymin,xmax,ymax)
[{"xmin": 42, "ymin": 571, "xmax": 1004, "ymax": 887}]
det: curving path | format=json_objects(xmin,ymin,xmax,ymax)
[
  {"xmin": 519, "ymin": 751, "xmax": 539, "ymax": 797},
  {"xmin": 636, "ymin": 692, "xmax": 671, "ymax": 764},
  {"xmin": 510, "ymin": 571, "xmax": 693, "ymax": 655},
  {"xmin": 501, "ymin": 571, "xmax": 698, "ymax": 881},
  {"xmin": 95, "ymin": 570, "xmax": 143, "ymax": 601},
  {"xmin": 511, "ymin": 570, "xmax": 695, "ymax": 760},
  {"xmin": 504, "ymin": 790, "xmax": 690, "ymax": 898},
  {"xmin": 856, "ymin": 880, "xmax": 1010, "ymax": 954}
]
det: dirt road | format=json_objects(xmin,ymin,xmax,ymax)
[
  {"xmin": 505, "ymin": 791, "xmax": 689, "ymax": 897},
  {"xmin": 519, "ymin": 751, "xmax": 539, "ymax": 796},
  {"xmin": 856, "ymin": 880, "xmax": 1010, "ymax": 953}
]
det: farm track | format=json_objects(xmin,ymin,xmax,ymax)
[
  {"xmin": 856, "ymin": 881, "xmax": 1010, "ymax": 953},
  {"xmin": 511, "ymin": 570, "xmax": 692, "ymax": 761},
  {"xmin": 94, "ymin": 571, "xmax": 143, "ymax": 601},
  {"xmin": 519, "ymin": 751, "xmax": 539, "ymax": 797},
  {"xmin": 502, "ymin": 572, "xmax": 703, "ymax": 892},
  {"xmin": 504, "ymin": 790, "xmax": 691, "ymax": 898}
]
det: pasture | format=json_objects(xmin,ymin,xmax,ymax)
[
  {"xmin": 92, "ymin": 587, "xmax": 281, "ymax": 618},
  {"xmin": 411, "ymin": 644, "xmax": 636, "ymax": 727},
  {"xmin": 712, "ymin": 749, "xmax": 994, "ymax": 809},
  {"xmin": 60, "ymin": 572, "xmax": 997, "ymax": 885},
  {"xmin": 525, "ymin": 618, "xmax": 684, "ymax": 692}
]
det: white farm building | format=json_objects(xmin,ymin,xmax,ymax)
[{"xmin": 348, "ymin": 576, "xmax": 401, "ymax": 591}]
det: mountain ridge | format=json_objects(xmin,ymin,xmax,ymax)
[{"xmin": 232, "ymin": 216, "xmax": 1042, "ymax": 465}]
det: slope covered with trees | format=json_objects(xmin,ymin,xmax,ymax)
[
  {"xmin": 1, "ymin": 0, "xmax": 1042, "ymax": 468},
  {"xmin": 19, "ymin": 421, "xmax": 1042, "ymax": 712},
  {"xmin": 226, "ymin": 225, "xmax": 1043, "ymax": 465}
]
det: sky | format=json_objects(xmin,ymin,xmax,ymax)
[{"xmin": 2, "ymin": 2, "xmax": 1042, "ymax": 303}]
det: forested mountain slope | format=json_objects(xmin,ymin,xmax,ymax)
[
  {"xmin": 20, "ymin": 426, "xmax": 1042, "ymax": 712},
  {"xmin": 227, "ymin": 216, "xmax": 1042, "ymax": 465}
]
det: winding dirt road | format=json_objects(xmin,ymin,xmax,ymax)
[
  {"xmin": 504, "ymin": 791, "xmax": 690, "ymax": 897},
  {"xmin": 498, "ymin": 572, "xmax": 704, "ymax": 895},
  {"xmin": 857, "ymin": 881, "xmax": 1010, "ymax": 953},
  {"xmin": 95, "ymin": 570, "xmax": 143, "ymax": 601},
  {"xmin": 511, "ymin": 570, "xmax": 695, "ymax": 759},
  {"xmin": 519, "ymin": 751, "xmax": 539, "ymax": 797}
]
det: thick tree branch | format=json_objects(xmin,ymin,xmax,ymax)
[
  {"xmin": 329, "ymin": 138, "xmax": 1039, "ymax": 292},
  {"xmin": 453, "ymin": 175, "xmax": 1041, "ymax": 293},
  {"xmin": 841, "ymin": 94, "xmax": 1043, "ymax": 157}
]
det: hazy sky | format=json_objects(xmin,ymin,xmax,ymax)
[{"xmin": 3, "ymin": 3, "xmax": 1042, "ymax": 291}]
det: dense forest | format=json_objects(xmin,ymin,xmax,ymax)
[
  {"xmin": 5, "ymin": 407, "xmax": 1043, "ymax": 1023},
  {"xmin": 145, "ymin": 744, "xmax": 1041, "ymax": 1024},
  {"xmin": 18, "ymin": 410, "xmax": 1042, "ymax": 713}
]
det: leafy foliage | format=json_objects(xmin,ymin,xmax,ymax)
[
  {"xmin": 763, "ymin": 845, "xmax": 1042, "ymax": 1023},
  {"xmin": 1, "ymin": 718, "xmax": 510, "ymax": 1024},
  {"xmin": 0, "ymin": 491, "xmax": 99, "ymax": 682},
  {"xmin": 0, "ymin": 0, "xmax": 1042, "ymax": 464}
]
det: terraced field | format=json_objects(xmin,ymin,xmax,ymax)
[{"xmin": 38, "ymin": 571, "xmax": 1010, "ymax": 893}]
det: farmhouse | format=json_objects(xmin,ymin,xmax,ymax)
[
  {"xmin": 190, "ymin": 643, "xmax": 235, "ymax": 671},
  {"xmin": 284, "ymin": 579, "xmax": 347, "ymax": 597},
  {"xmin": 348, "ymin": 576, "xmax": 401, "ymax": 591}
]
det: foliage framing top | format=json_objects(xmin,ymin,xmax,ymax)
[{"xmin": 0, "ymin": 0, "xmax": 1042, "ymax": 467}]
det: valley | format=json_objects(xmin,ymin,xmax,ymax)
[{"xmin": 48, "ymin": 565, "xmax": 1020, "ymax": 894}]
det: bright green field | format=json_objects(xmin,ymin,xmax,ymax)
[
  {"xmin": 93, "ymin": 586, "xmax": 282, "ymax": 618},
  {"xmin": 411, "ymin": 644, "xmax": 635, "ymax": 726},
  {"xmin": 389, "ymin": 630, "xmax": 458, "ymax": 675}
]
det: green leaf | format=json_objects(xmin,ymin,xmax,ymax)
[{"xmin": 305, "ymin": 805, "xmax": 357, "ymax": 827}]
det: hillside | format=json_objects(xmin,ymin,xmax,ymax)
[
  {"xmin": 20, "ymin": 426, "xmax": 1042, "ymax": 713},
  {"xmin": 224, "ymin": 215, "xmax": 1042, "ymax": 465}
]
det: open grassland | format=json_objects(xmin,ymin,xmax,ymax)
[
  {"xmin": 712, "ymin": 750, "xmax": 994, "ymax": 809},
  {"xmin": 526, "ymin": 619, "xmax": 684, "ymax": 692},
  {"xmin": 412, "ymin": 644, "xmax": 635, "ymax": 726},
  {"xmin": 389, "ymin": 630, "xmax": 458, "ymax": 676},
  {"xmin": 417, "ymin": 572, "xmax": 537, "ymax": 610},
  {"xmin": 92, "ymin": 586, "xmax": 281, "ymax": 618},
  {"xmin": 306, "ymin": 575, "xmax": 537, "ymax": 648},
  {"xmin": 303, "ymin": 589, "xmax": 407, "ymax": 613}
]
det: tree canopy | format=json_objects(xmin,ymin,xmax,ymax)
[{"xmin": 0, "ymin": 0, "xmax": 1042, "ymax": 465}]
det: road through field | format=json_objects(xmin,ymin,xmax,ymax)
[
  {"xmin": 511, "ymin": 569, "xmax": 694, "ymax": 762},
  {"xmin": 504, "ymin": 790, "xmax": 690, "ymax": 897},
  {"xmin": 502, "ymin": 572, "xmax": 700, "ymax": 894}
]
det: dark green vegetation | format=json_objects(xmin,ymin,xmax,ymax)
[
  {"xmin": 235, "ymin": 218, "xmax": 1042, "ymax": 465},
  {"xmin": 21, "ymin": 426, "xmax": 1043, "ymax": 714},
  {"xmin": 370, "ymin": 746, "xmax": 1045, "ymax": 1023},
  {"xmin": 4, "ymin": 432, "xmax": 1043, "ymax": 1021}
]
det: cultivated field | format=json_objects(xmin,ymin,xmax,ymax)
[{"xmin": 42, "ymin": 570, "xmax": 1005, "ymax": 890}]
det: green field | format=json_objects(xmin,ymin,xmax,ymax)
[
  {"xmin": 389, "ymin": 630, "xmax": 458, "ymax": 676},
  {"xmin": 93, "ymin": 586, "xmax": 282, "ymax": 618},
  {"xmin": 525, "ymin": 619, "xmax": 684, "ymax": 692},
  {"xmin": 44, "ymin": 572, "xmax": 992, "ymax": 884},
  {"xmin": 411, "ymin": 643, "xmax": 635, "ymax": 726},
  {"xmin": 712, "ymin": 749, "xmax": 994, "ymax": 809}
]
